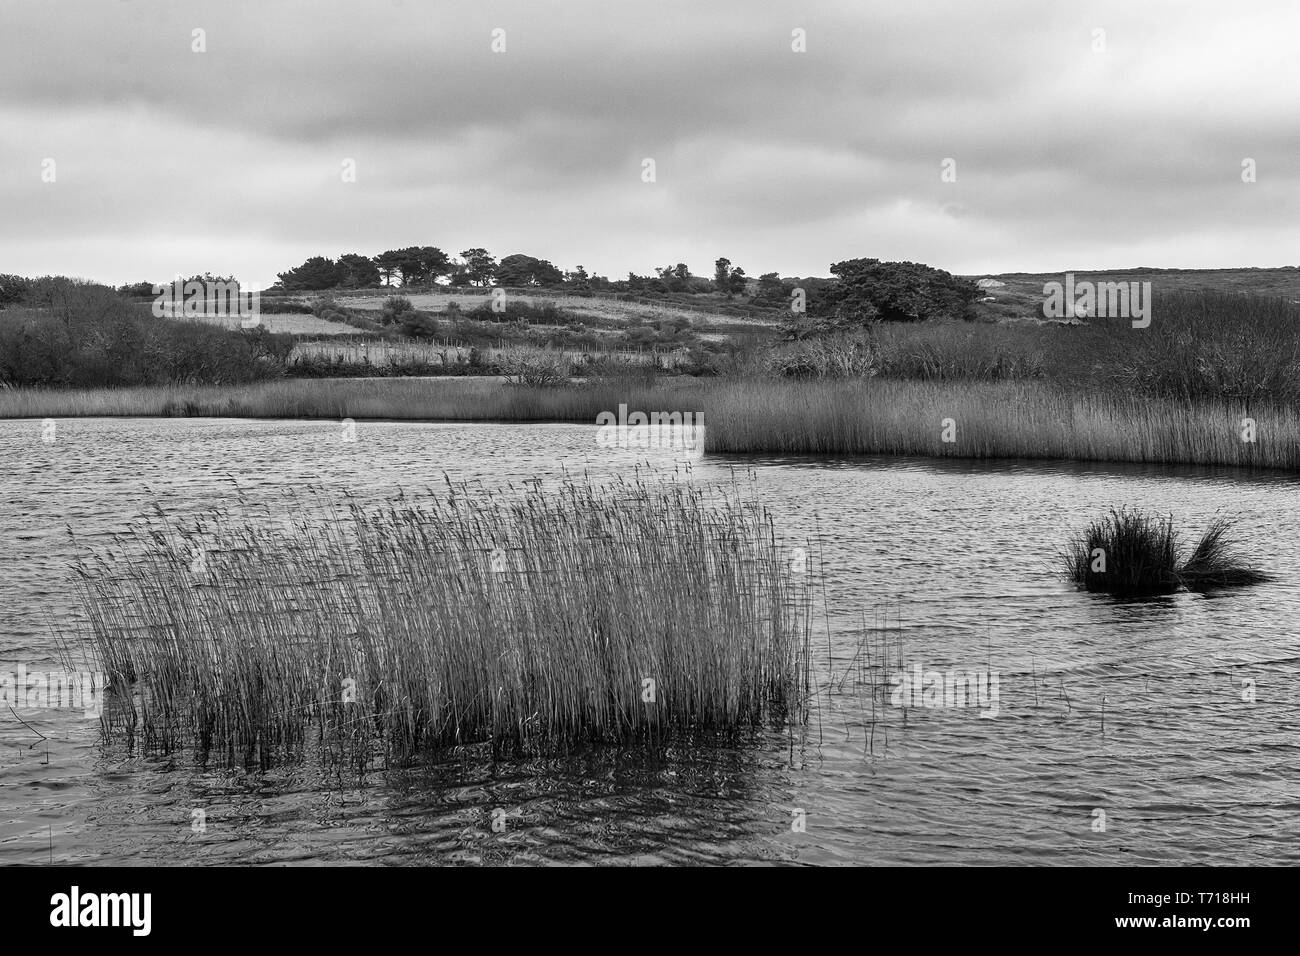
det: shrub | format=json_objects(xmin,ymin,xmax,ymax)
[
  {"xmin": 0, "ymin": 285, "xmax": 292, "ymax": 387},
  {"xmin": 768, "ymin": 335, "xmax": 880, "ymax": 379},
  {"xmin": 500, "ymin": 345, "xmax": 569, "ymax": 387},
  {"xmin": 399, "ymin": 310, "xmax": 440, "ymax": 339},
  {"xmin": 381, "ymin": 295, "xmax": 414, "ymax": 325},
  {"xmin": 470, "ymin": 299, "xmax": 564, "ymax": 325},
  {"xmin": 808, "ymin": 258, "xmax": 981, "ymax": 329},
  {"xmin": 1062, "ymin": 509, "xmax": 1270, "ymax": 596}
]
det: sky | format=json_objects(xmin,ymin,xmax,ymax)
[{"xmin": 2, "ymin": 0, "xmax": 1299, "ymax": 289}]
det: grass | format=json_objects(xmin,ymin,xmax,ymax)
[
  {"xmin": 0, "ymin": 377, "xmax": 701, "ymax": 421},
  {"xmin": 73, "ymin": 476, "xmax": 812, "ymax": 763},
  {"xmin": 5, "ymin": 375, "xmax": 1300, "ymax": 470},
  {"xmin": 702, "ymin": 379, "xmax": 1300, "ymax": 470},
  {"xmin": 1062, "ymin": 509, "xmax": 1271, "ymax": 596},
  {"xmin": 288, "ymin": 337, "xmax": 685, "ymax": 377},
  {"xmin": 776, "ymin": 290, "xmax": 1300, "ymax": 403},
  {"xmin": 182, "ymin": 313, "xmax": 355, "ymax": 335},
  {"xmin": 973, "ymin": 267, "xmax": 1300, "ymax": 319}
]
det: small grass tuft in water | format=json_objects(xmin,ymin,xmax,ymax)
[
  {"xmin": 1063, "ymin": 508, "xmax": 1270, "ymax": 597},
  {"xmin": 1178, "ymin": 516, "xmax": 1273, "ymax": 591}
]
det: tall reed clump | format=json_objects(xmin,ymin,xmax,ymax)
[
  {"xmin": 1062, "ymin": 508, "xmax": 1271, "ymax": 596},
  {"xmin": 74, "ymin": 477, "xmax": 812, "ymax": 764},
  {"xmin": 702, "ymin": 379, "xmax": 1300, "ymax": 470}
]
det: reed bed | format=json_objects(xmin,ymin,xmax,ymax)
[
  {"xmin": 702, "ymin": 379, "xmax": 1300, "ymax": 470},
  {"xmin": 73, "ymin": 476, "xmax": 812, "ymax": 763},
  {"xmin": 1062, "ymin": 508, "xmax": 1271, "ymax": 596},
  {"xmin": 7, "ymin": 375, "xmax": 1300, "ymax": 471},
  {"xmin": 0, "ymin": 377, "xmax": 702, "ymax": 422}
]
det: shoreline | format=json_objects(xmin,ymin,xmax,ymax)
[{"xmin": 5, "ymin": 376, "xmax": 1299, "ymax": 472}]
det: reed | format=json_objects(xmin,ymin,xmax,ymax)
[
  {"xmin": 702, "ymin": 379, "xmax": 1300, "ymax": 470},
  {"xmin": 74, "ymin": 476, "xmax": 812, "ymax": 763},
  {"xmin": 1062, "ymin": 509, "xmax": 1270, "ymax": 596},
  {"xmin": 8, "ymin": 375, "xmax": 1300, "ymax": 472},
  {"xmin": 0, "ymin": 377, "xmax": 703, "ymax": 422}
]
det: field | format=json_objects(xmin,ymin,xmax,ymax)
[
  {"xmin": 182, "ymin": 312, "xmax": 358, "ymax": 335},
  {"xmin": 966, "ymin": 266, "xmax": 1300, "ymax": 322},
  {"xmin": 267, "ymin": 288, "xmax": 781, "ymax": 334}
]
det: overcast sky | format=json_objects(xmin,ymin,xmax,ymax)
[{"xmin": 3, "ymin": 0, "xmax": 1299, "ymax": 288}]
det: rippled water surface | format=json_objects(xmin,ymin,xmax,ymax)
[{"xmin": 2, "ymin": 417, "xmax": 1298, "ymax": 865}]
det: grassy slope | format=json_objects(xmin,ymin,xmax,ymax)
[{"xmin": 967, "ymin": 267, "xmax": 1300, "ymax": 322}]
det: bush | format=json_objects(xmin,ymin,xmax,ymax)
[
  {"xmin": 768, "ymin": 335, "xmax": 880, "ymax": 379},
  {"xmin": 258, "ymin": 298, "xmax": 312, "ymax": 315},
  {"xmin": 0, "ymin": 283, "xmax": 291, "ymax": 387},
  {"xmin": 500, "ymin": 345, "xmax": 569, "ymax": 387},
  {"xmin": 400, "ymin": 310, "xmax": 440, "ymax": 339},
  {"xmin": 469, "ymin": 299, "xmax": 565, "ymax": 325},
  {"xmin": 1062, "ymin": 509, "xmax": 1270, "ymax": 596},
  {"xmin": 381, "ymin": 295, "xmax": 414, "ymax": 325},
  {"xmin": 0, "ymin": 274, "xmax": 33, "ymax": 307},
  {"xmin": 801, "ymin": 258, "xmax": 981, "ymax": 331}
]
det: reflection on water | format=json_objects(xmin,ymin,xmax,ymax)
[{"xmin": 2, "ymin": 418, "xmax": 1299, "ymax": 865}]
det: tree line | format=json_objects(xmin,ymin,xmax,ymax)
[{"xmin": 2, "ymin": 258, "xmax": 985, "ymax": 333}]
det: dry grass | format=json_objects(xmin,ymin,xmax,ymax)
[
  {"xmin": 0, "ymin": 377, "xmax": 701, "ymax": 421},
  {"xmin": 74, "ymin": 476, "xmax": 813, "ymax": 762},
  {"xmin": 702, "ymin": 379, "xmax": 1300, "ymax": 469},
  {"xmin": 182, "ymin": 313, "xmax": 355, "ymax": 335},
  {"xmin": 6, "ymin": 375, "xmax": 1299, "ymax": 471},
  {"xmin": 335, "ymin": 290, "xmax": 770, "ymax": 329},
  {"xmin": 289, "ymin": 337, "xmax": 678, "ymax": 370}
]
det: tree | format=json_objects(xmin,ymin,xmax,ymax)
[
  {"xmin": 337, "ymin": 253, "xmax": 381, "ymax": 288},
  {"xmin": 116, "ymin": 281, "xmax": 156, "ymax": 298},
  {"xmin": 459, "ymin": 248, "xmax": 498, "ymax": 287},
  {"xmin": 653, "ymin": 263, "xmax": 692, "ymax": 292},
  {"xmin": 496, "ymin": 253, "xmax": 564, "ymax": 287},
  {"xmin": 0, "ymin": 274, "xmax": 33, "ymax": 306},
  {"xmin": 565, "ymin": 265, "xmax": 591, "ymax": 290},
  {"xmin": 714, "ymin": 258, "xmax": 731, "ymax": 292},
  {"xmin": 277, "ymin": 257, "xmax": 343, "ymax": 291},
  {"xmin": 414, "ymin": 246, "xmax": 451, "ymax": 285},
  {"xmin": 818, "ymin": 258, "xmax": 980, "ymax": 324},
  {"xmin": 714, "ymin": 257, "xmax": 746, "ymax": 296},
  {"xmin": 374, "ymin": 250, "xmax": 404, "ymax": 286},
  {"xmin": 755, "ymin": 272, "xmax": 787, "ymax": 302},
  {"xmin": 385, "ymin": 246, "xmax": 449, "ymax": 287},
  {"xmin": 727, "ymin": 266, "xmax": 747, "ymax": 295}
]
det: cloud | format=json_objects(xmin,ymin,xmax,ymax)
[{"xmin": 2, "ymin": 0, "xmax": 1298, "ymax": 284}]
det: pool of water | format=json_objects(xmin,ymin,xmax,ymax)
[{"xmin": 2, "ymin": 417, "xmax": 1298, "ymax": 865}]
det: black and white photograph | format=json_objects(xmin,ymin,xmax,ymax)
[{"xmin": 0, "ymin": 0, "xmax": 1290, "ymax": 929}]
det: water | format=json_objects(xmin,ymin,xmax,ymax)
[{"xmin": 2, "ymin": 417, "xmax": 1298, "ymax": 865}]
